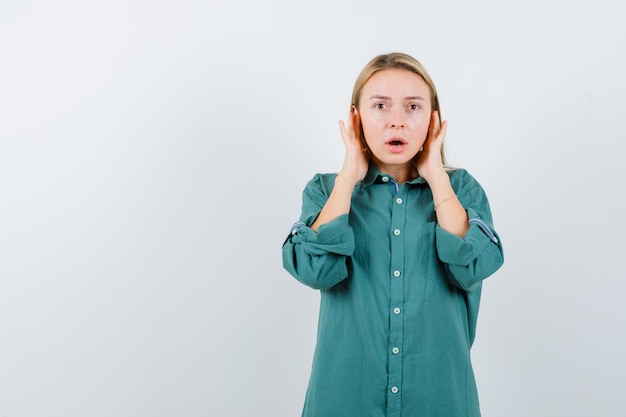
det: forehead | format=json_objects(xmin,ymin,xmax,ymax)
[{"xmin": 362, "ymin": 69, "xmax": 430, "ymax": 97}]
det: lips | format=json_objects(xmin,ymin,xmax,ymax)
[{"xmin": 386, "ymin": 137, "xmax": 407, "ymax": 153}]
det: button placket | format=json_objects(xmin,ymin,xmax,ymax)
[{"xmin": 387, "ymin": 182, "xmax": 406, "ymax": 417}]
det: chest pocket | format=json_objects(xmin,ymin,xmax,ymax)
[{"xmin": 419, "ymin": 220, "xmax": 449, "ymax": 289}]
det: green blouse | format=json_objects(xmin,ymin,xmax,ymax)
[{"xmin": 282, "ymin": 165, "xmax": 504, "ymax": 417}]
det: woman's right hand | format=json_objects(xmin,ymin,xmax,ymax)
[
  {"xmin": 338, "ymin": 107, "xmax": 369, "ymax": 183},
  {"xmin": 310, "ymin": 108, "xmax": 367, "ymax": 232}
]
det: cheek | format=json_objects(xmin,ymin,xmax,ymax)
[
  {"xmin": 360, "ymin": 116, "xmax": 379, "ymax": 138},
  {"xmin": 407, "ymin": 112, "xmax": 426, "ymax": 125},
  {"xmin": 407, "ymin": 114, "xmax": 430, "ymax": 134}
]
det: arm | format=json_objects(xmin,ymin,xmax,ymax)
[
  {"xmin": 435, "ymin": 170, "xmax": 504, "ymax": 290},
  {"xmin": 311, "ymin": 107, "xmax": 368, "ymax": 231},
  {"xmin": 418, "ymin": 112, "xmax": 503, "ymax": 289},
  {"xmin": 282, "ymin": 201, "xmax": 355, "ymax": 290},
  {"xmin": 417, "ymin": 111, "xmax": 469, "ymax": 238},
  {"xmin": 282, "ymin": 109, "xmax": 368, "ymax": 290}
]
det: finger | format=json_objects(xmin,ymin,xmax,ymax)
[
  {"xmin": 428, "ymin": 111, "xmax": 440, "ymax": 141},
  {"xmin": 438, "ymin": 120, "xmax": 448, "ymax": 141},
  {"xmin": 339, "ymin": 120, "xmax": 350, "ymax": 146},
  {"xmin": 353, "ymin": 108, "xmax": 365, "ymax": 147},
  {"xmin": 430, "ymin": 118, "xmax": 446, "ymax": 149},
  {"xmin": 340, "ymin": 118, "xmax": 360, "ymax": 151},
  {"xmin": 349, "ymin": 110, "xmax": 362, "ymax": 142},
  {"xmin": 348, "ymin": 108, "xmax": 360, "ymax": 139},
  {"xmin": 346, "ymin": 110, "xmax": 355, "ymax": 137},
  {"xmin": 428, "ymin": 120, "xmax": 447, "ymax": 161},
  {"xmin": 353, "ymin": 108, "xmax": 361, "ymax": 132}
]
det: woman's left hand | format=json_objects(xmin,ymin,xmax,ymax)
[{"xmin": 416, "ymin": 111, "xmax": 447, "ymax": 183}]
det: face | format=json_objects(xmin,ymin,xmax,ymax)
[{"xmin": 358, "ymin": 69, "xmax": 432, "ymax": 174}]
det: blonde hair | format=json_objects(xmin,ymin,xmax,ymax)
[{"xmin": 351, "ymin": 52, "xmax": 446, "ymax": 165}]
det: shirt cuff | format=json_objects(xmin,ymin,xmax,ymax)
[
  {"xmin": 286, "ymin": 214, "xmax": 355, "ymax": 256},
  {"xmin": 435, "ymin": 208, "xmax": 500, "ymax": 266}
]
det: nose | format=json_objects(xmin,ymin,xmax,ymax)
[{"xmin": 389, "ymin": 107, "xmax": 405, "ymax": 128}]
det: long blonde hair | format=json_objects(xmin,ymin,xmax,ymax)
[{"xmin": 351, "ymin": 52, "xmax": 446, "ymax": 165}]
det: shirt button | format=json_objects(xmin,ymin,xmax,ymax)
[
  {"xmin": 391, "ymin": 386, "xmax": 399, "ymax": 394},
  {"xmin": 393, "ymin": 307, "xmax": 401, "ymax": 315},
  {"xmin": 382, "ymin": 176, "xmax": 389, "ymax": 182},
  {"xmin": 393, "ymin": 270, "xmax": 401, "ymax": 277},
  {"xmin": 393, "ymin": 229, "xmax": 401, "ymax": 236},
  {"xmin": 396, "ymin": 197, "xmax": 403, "ymax": 204},
  {"xmin": 392, "ymin": 347, "xmax": 400, "ymax": 354}
]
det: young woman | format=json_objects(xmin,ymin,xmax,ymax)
[{"xmin": 282, "ymin": 52, "xmax": 504, "ymax": 417}]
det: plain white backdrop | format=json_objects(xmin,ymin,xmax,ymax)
[{"xmin": 1, "ymin": 1, "xmax": 625, "ymax": 416}]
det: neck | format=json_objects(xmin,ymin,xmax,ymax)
[{"xmin": 375, "ymin": 161, "xmax": 418, "ymax": 184}]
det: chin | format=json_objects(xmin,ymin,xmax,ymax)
[{"xmin": 374, "ymin": 155, "xmax": 416, "ymax": 167}]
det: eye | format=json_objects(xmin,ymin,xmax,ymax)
[
  {"xmin": 408, "ymin": 104, "xmax": 420, "ymax": 111},
  {"xmin": 375, "ymin": 103, "xmax": 387, "ymax": 110}
]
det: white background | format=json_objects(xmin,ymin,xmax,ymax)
[{"xmin": 1, "ymin": 1, "xmax": 625, "ymax": 416}]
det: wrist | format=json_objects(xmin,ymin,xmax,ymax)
[
  {"xmin": 335, "ymin": 172, "xmax": 360, "ymax": 187},
  {"xmin": 422, "ymin": 167, "xmax": 448, "ymax": 186}
]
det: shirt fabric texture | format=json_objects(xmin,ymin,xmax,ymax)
[{"xmin": 282, "ymin": 165, "xmax": 504, "ymax": 417}]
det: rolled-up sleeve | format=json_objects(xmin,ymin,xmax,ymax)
[
  {"xmin": 435, "ymin": 171, "xmax": 504, "ymax": 291},
  {"xmin": 282, "ymin": 174, "xmax": 355, "ymax": 290}
]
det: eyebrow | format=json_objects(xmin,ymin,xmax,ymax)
[{"xmin": 368, "ymin": 95, "xmax": 426, "ymax": 101}]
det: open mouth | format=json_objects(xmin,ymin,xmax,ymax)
[
  {"xmin": 386, "ymin": 137, "xmax": 407, "ymax": 148},
  {"xmin": 385, "ymin": 139, "xmax": 407, "ymax": 153}
]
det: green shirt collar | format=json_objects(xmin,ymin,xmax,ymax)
[{"xmin": 361, "ymin": 163, "xmax": 427, "ymax": 188}]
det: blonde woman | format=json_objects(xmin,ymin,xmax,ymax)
[{"xmin": 283, "ymin": 52, "xmax": 504, "ymax": 417}]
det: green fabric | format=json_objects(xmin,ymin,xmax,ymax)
[{"xmin": 282, "ymin": 165, "xmax": 504, "ymax": 417}]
